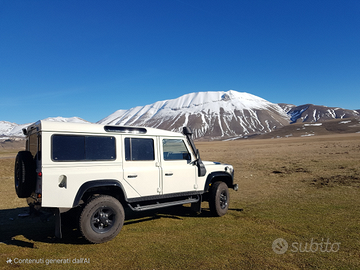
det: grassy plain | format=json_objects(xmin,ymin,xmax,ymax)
[{"xmin": 1, "ymin": 134, "xmax": 360, "ymax": 269}]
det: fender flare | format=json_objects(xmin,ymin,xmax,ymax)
[
  {"xmin": 72, "ymin": 180, "xmax": 127, "ymax": 207},
  {"xmin": 204, "ymin": 172, "xmax": 234, "ymax": 192}
]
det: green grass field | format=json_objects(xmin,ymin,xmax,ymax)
[{"xmin": 1, "ymin": 134, "xmax": 360, "ymax": 269}]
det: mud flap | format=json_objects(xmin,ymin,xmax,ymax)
[
  {"xmin": 54, "ymin": 208, "xmax": 62, "ymax": 239},
  {"xmin": 191, "ymin": 194, "xmax": 202, "ymax": 213}
]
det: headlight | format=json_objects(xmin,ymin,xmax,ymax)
[{"xmin": 225, "ymin": 166, "xmax": 233, "ymax": 174}]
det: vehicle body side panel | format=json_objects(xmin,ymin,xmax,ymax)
[{"xmin": 40, "ymin": 133, "xmax": 139, "ymax": 208}]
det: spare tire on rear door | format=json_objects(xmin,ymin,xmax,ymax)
[{"xmin": 14, "ymin": 151, "xmax": 36, "ymax": 198}]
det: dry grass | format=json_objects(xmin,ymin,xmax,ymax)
[{"xmin": 1, "ymin": 134, "xmax": 360, "ymax": 269}]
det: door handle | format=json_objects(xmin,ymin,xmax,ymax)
[
  {"xmin": 165, "ymin": 173, "xmax": 173, "ymax": 176},
  {"xmin": 127, "ymin": 174, "xmax": 138, "ymax": 178}
]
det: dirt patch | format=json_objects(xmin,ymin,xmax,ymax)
[
  {"xmin": 308, "ymin": 175, "xmax": 360, "ymax": 188},
  {"xmin": 271, "ymin": 166, "xmax": 310, "ymax": 174}
]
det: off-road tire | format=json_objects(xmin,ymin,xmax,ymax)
[
  {"xmin": 79, "ymin": 195, "xmax": 125, "ymax": 244},
  {"xmin": 14, "ymin": 151, "xmax": 36, "ymax": 198},
  {"xmin": 209, "ymin": 181, "xmax": 229, "ymax": 217}
]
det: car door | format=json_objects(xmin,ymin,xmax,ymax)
[
  {"xmin": 160, "ymin": 137, "xmax": 197, "ymax": 194},
  {"xmin": 122, "ymin": 136, "xmax": 161, "ymax": 197}
]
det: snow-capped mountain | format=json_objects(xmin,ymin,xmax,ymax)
[
  {"xmin": 98, "ymin": 90, "xmax": 290, "ymax": 140},
  {"xmin": 3, "ymin": 91, "xmax": 358, "ymax": 141},
  {"xmin": 41, "ymin": 116, "xmax": 89, "ymax": 123},
  {"xmin": 0, "ymin": 121, "xmax": 18, "ymax": 136},
  {"xmin": 0, "ymin": 121, "xmax": 31, "ymax": 139},
  {"xmin": 278, "ymin": 103, "xmax": 360, "ymax": 124},
  {"xmin": 0, "ymin": 117, "xmax": 89, "ymax": 140}
]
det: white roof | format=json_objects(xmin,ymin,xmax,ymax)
[{"xmin": 27, "ymin": 120, "xmax": 184, "ymax": 137}]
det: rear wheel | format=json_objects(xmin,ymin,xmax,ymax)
[
  {"xmin": 79, "ymin": 195, "xmax": 125, "ymax": 244},
  {"xmin": 209, "ymin": 181, "xmax": 229, "ymax": 217},
  {"xmin": 14, "ymin": 151, "xmax": 36, "ymax": 198}
]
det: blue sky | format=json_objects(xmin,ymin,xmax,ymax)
[{"xmin": 1, "ymin": 0, "xmax": 359, "ymax": 124}]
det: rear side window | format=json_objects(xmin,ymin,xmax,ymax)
[
  {"xmin": 28, "ymin": 133, "xmax": 41, "ymax": 160},
  {"xmin": 52, "ymin": 135, "xmax": 116, "ymax": 161},
  {"xmin": 125, "ymin": 138, "xmax": 154, "ymax": 161}
]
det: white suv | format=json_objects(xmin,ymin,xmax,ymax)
[{"xmin": 15, "ymin": 121, "xmax": 237, "ymax": 243}]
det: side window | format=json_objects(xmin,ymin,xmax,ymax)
[
  {"xmin": 28, "ymin": 133, "xmax": 41, "ymax": 160},
  {"xmin": 125, "ymin": 138, "xmax": 154, "ymax": 161},
  {"xmin": 52, "ymin": 135, "xmax": 116, "ymax": 161},
  {"xmin": 163, "ymin": 139, "xmax": 191, "ymax": 161},
  {"xmin": 53, "ymin": 135, "xmax": 85, "ymax": 161},
  {"xmin": 86, "ymin": 136, "xmax": 116, "ymax": 160}
]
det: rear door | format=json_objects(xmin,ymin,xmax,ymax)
[
  {"xmin": 122, "ymin": 136, "xmax": 161, "ymax": 196},
  {"xmin": 28, "ymin": 132, "xmax": 42, "ymax": 194},
  {"xmin": 160, "ymin": 137, "xmax": 197, "ymax": 194}
]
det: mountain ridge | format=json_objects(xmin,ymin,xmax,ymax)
[
  {"xmin": 97, "ymin": 90, "xmax": 290, "ymax": 140},
  {"xmin": 1, "ymin": 91, "xmax": 359, "ymax": 141},
  {"xmin": 0, "ymin": 117, "xmax": 89, "ymax": 139},
  {"xmin": 278, "ymin": 103, "xmax": 360, "ymax": 124}
]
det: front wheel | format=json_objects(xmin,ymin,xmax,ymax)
[
  {"xmin": 209, "ymin": 181, "xmax": 229, "ymax": 217},
  {"xmin": 79, "ymin": 195, "xmax": 125, "ymax": 244}
]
